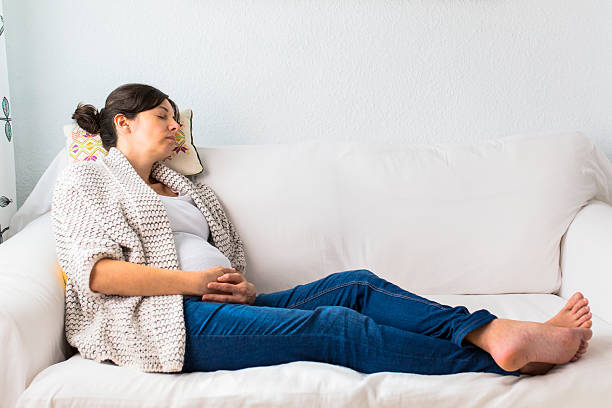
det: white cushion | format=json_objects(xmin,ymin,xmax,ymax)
[
  {"xmin": 17, "ymin": 294, "xmax": 612, "ymax": 407},
  {"xmin": 0, "ymin": 214, "xmax": 69, "ymax": 408},
  {"xmin": 561, "ymin": 200, "xmax": 612, "ymax": 324},
  {"xmin": 192, "ymin": 132, "xmax": 612, "ymax": 294},
  {"xmin": 6, "ymin": 149, "xmax": 67, "ymax": 240}
]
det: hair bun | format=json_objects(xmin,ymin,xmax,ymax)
[{"xmin": 72, "ymin": 103, "xmax": 101, "ymax": 134}]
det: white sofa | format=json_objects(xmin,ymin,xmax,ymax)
[{"xmin": 2, "ymin": 132, "xmax": 612, "ymax": 407}]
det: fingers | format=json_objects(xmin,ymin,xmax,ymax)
[
  {"xmin": 202, "ymin": 293, "xmax": 243, "ymax": 303},
  {"xmin": 202, "ymin": 269, "xmax": 248, "ymax": 303},
  {"xmin": 202, "ymin": 287, "xmax": 248, "ymax": 303},
  {"xmin": 207, "ymin": 281, "xmax": 247, "ymax": 295},
  {"xmin": 204, "ymin": 279, "xmax": 250, "ymax": 304},
  {"xmin": 217, "ymin": 272, "xmax": 244, "ymax": 283},
  {"xmin": 210, "ymin": 266, "xmax": 239, "ymax": 276}
]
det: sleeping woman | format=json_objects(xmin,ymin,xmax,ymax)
[{"xmin": 51, "ymin": 83, "xmax": 593, "ymax": 376}]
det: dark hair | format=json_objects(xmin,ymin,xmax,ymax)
[{"xmin": 72, "ymin": 83, "xmax": 179, "ymax": 150}]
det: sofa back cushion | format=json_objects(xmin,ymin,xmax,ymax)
[{"xmin": 192, "ymin": 132, "xmax": 612, "ymax": 294}]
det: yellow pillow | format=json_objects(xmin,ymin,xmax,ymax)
[
  {"xmin": 55, "ymin": 262, "xmax": 67, "ymax": 291},
  {"xmin": 63, "ymin": 109, "xmax": 204, "ymax": 175}
]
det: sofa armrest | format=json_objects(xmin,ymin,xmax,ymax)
[
  {"xmin": 0, "ymin": 213, "xmax": 71, "ymax": 408},
  {"xmin": 560, "ymin": 200, "xmax": 612, "ymax": 325}
]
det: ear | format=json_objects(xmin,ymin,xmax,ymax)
[{"xmin": 113, "ymin": 113, "xmax": 132, "ymax": 134}]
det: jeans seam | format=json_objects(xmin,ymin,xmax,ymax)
[{"xmin": 287, "ymin": 281, "xmax": 446, "ymax": 310}]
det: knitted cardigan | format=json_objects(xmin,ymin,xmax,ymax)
[{"xmin": 51, "ymin": 147, "xmax": 246, "ymax": 372}]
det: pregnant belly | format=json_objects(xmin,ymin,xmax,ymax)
[{"xmin": 173, "ymin": 232, "xmax": 232, "ymax": 271}]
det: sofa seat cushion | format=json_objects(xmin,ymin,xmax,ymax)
[{"xmin": 17, "ymin": 294, "xmax": 612, "ymax": 407}]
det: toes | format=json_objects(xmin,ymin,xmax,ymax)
[
  {"xmin": 577, "ymin": 313, "xmax": 593, "ymax": 326},
  {"xmin": 575, "ymin": 306, "xmax": 590, "ymax": 318},
  {"xmin": 565, "ymin": 292, "xmax": 584, "ymax": 309},
  {"xmin": 571, "ymin": 292, "xmax": 584, "ymax": 301},
  {"xmin": 571, "ymin": 345, "xmax": 587, "ymax": 362},
  {"xmin": 581, "ymin": 320, "xmax": 593, "ymax": 329},
  {"xmin": 571, "ymin": 298, "xmax": 589, "ymax": 313}
]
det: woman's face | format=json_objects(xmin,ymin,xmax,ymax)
[{"xmin": 118, "ymin": 99, "xmax": 181, "ymax": 162}]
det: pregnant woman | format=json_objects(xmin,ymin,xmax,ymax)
[{"xmin": 51, "ymin": 83, "xmax": 592, "ymax": 377}]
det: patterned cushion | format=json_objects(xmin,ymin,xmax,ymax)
[{"xmin": 63, "ymin": 109, "xmax": 203, "ymax": 175}]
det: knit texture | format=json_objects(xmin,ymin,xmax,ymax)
[{"xmin": 51, "ymin": 147, "xmax": 246, "ymax": 373}]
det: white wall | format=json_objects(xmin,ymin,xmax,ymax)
[
  {"xmin": 0, "ymin": 0, "xmax": 16, "ymax": 241},
  {"xmin": 5, "ymin": 0, "xmax": 612, "ymax": 207}
]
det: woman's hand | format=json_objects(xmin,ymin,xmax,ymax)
[
  {"xmin": 202, "ymin": 270, "xmax": 257, "ymax": 305},
  {"xmin": 190, "ymin": 266, "xmax": 232, "ymax": 297}
]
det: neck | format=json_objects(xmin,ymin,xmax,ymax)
[{"xmin": 115, "ymin": 147, "xmax": 157, "ymax": 185}]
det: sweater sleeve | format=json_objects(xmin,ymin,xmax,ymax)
[
  {"xmin": 51, "ymin": 168, "xmax": 125, "ymax": 299},
  {"xmin": 194, "ymin": 181, "xmax": 247, "ymax": 275},
  {"xmin": 224, "ymin": 210, "xmax": 247, "ymax": 275}
]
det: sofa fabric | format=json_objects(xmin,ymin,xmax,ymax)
[
  {"xmin": 3, "ymin": 132, "xmax": 612, "ymax": 407},
  {"xmin": 16, "ymin": 294, "xmax": 612, "ymax": 407},
  {"xmin": 190, "ymin": 132, "xmax": 612, "ymax": 295}
]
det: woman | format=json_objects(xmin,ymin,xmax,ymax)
[{"xmin": 52, "ymin": 83, "xmax": 593, "ymax": 376}]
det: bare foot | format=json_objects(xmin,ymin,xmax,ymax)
[
  {"xmin": 521, "ymin": 338, "xmax": 589, "ymax": 375},
  {"xmin": 546, "ymin": 292, "xmax": 593, "ymax": 329},
  {"xmin": 546, "ymin": 292, "xmax": 593, "ymax": 362},
  {"xmin": 519, "ymin": 361, "xmax": 555, "ymax": 375},
  {"xmin": 571, "ymin": 337, "xmax": 589, "ymax": 360},
  {"xmin": 465, "ymin": 318, "xmax": 593, "ymax": 373}
]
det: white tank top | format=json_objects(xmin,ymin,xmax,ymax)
[{"xmin": 158, "ymin": 189, "xmax": 232, "ymax": 272}]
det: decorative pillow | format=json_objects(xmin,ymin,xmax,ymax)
[
  {"xmin": 63, "ymin": 109, "xmax": 204, "ymax": 175},
  {"xmin": 56, "ymin": 262, "xmax": 67, "ymax": 291}
]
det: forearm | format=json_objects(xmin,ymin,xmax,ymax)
[{"xmin": 90, "ymin": 258, "xmax": 210, "ymax": 296}]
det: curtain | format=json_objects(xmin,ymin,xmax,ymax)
[{"xmin": 0, "ymin": 0, "xmax": 15, "ymax": 244}]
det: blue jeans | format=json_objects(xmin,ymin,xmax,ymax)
[{"xmin": 181, "ymin": 269, "xmax": 518, "ymax": 376}]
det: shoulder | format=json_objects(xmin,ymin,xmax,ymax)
[
  {"xmin": 53, "ymin": 161, "xmax": 113, "ymax": 202},
  {"xmin": 56, "ymin": 161, "xmax": 107, "ymax": 187}
]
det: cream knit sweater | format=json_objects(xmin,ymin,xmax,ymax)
[{"xmin": 51, "ymin": 147, "xmax": 246, "ymax": 372}]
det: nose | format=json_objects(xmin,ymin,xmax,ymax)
[{"xmin": 169, "ymin": 118, "xmax": 181, "ymax": 133}]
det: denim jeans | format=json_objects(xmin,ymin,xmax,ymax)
[{"xmin": 181, "ymin": 269, "xmax": 518, "ymax": 376}]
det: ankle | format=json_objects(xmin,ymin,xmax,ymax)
[{"xmin": 464, "ymin": 318, "xmax": 497, "ymax": 353}]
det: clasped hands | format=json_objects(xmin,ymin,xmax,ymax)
[{"xmin": 201, "ymin": 266, "xmax": 256, "ymax": 305}]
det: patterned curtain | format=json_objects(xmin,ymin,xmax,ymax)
[{"xmin": 0, "ymin": 0, "xmax": 16, "ymax": 244}]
